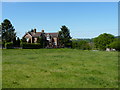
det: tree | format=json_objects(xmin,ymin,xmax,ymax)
[
  {"xmin": 21, "ymin": 37, "xmax": 27, "ymax": 42},
  {"xmin": 16, "ymin": 37, "xmax": 20, "ymax": 47},
  {"xmin": 58, "ymin": 25, "xmax": 72, "ymax": 47},
  {"xmin": 109, "ymin": 38, "xmax": 120, "ymax": 51},
  {"xmin": 93, "ymin": 33, "xmax": 115, "ymax": 50},
  {"xmin": 13, "ymin": 37, "xmax": 16, "ymax": 47},
  {"xmin": 37, "ymin": 32, "xmax": 48, "ymax": 48},
  {"xmin": 1, "ymin": 19, "xmax": 16, "ymax": 42}
]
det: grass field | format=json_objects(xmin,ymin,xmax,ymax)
[{"xmin": 2, "ymin": 49, "xmax": 118, "ymax": 88}]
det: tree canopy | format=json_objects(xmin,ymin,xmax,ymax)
[
  {"xmin": 93, "ymin": 33, "xmax": 115, "ymax": 50},
  {"xmin": 37, "ymin": 32, "xmax": 48, "ymax": 48},
  {"xmin": 1, "ymin": 19, "xmax": 16, "ymax": 42},
  {"xmin": 58, "ymin": 25, "xmax": 72, "ymax": 47}
]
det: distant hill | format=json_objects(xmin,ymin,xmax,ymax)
[
  {"xmin": 71, "ymin": 38, "xmax": 93, "ymax": 42},
  {"xmin": 115, "ymin": 36, "xmax": 120, "ymax": 38},
  {"xmin": 72, "ymin": 36, "xmax": 120, "ymax": 42}
]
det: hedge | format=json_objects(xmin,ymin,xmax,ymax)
[
  {"xmin": 5, "ymin": 42, "xmax": 14, "ymax": 49},
  {"xmin": 21, "ymin": 43, "xmax": 41, "ymax": 49},
  {"xmin": 72, "ymin": 40, "xmax": 91, "ymax": 50}
]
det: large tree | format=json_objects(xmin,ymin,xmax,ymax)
[
  {"xmin": 1, "ymin": 19, "xmax": 16, "ymax": 42},
  {"xmin": 37, "ymin": 32, "xmax": 48, "ymax": 48},
  {"xmin": 58, "ymin": 25, "xmax": 72, "ymax": 47},
  {"xmin": 93, "ymin": 33, "xmax": 115, "ymax": 50}
]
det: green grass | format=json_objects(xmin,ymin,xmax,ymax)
[{"xmin": 2, "ymin": 49, "xmax": 118, "ymax": 88}]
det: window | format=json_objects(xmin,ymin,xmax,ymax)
[{"xmin": 26, "ymin": 38, "xmax": 29, "ymax": 42}]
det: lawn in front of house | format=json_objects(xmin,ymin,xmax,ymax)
[{"xmin": 2, "ymin": 49, "xmax": 118, "ymax": 88}]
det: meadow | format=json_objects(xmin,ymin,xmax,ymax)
[{"xmin": 2, "ymin": 49, "xmax": 118, "ymax": 88}]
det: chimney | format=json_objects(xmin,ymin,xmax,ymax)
[
  {"xmin": 33, "ymin": 28, "xmax": 36, "ymax": 33},
  {"xmin": 42, "ymin": 30, "xmax": 44, "ymax": 33}
]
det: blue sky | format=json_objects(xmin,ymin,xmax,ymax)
[{"xmin": 2, "ymin": 2, "xmax": 118, "ymax": 39}]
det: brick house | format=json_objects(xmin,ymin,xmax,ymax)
[{"xmin": 23, "ymin": 29, "xmax": 59, "ymax": 47}]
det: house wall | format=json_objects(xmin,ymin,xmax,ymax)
[
  {"xmin": 34, "ymin": 38, "xmax": 37, "ymax": 43},
  {"xmin": 23, "ymin": 32, "xmax": 59, "ymax": 46},
  {"xmin": 24, "ymin": 34, "xmax": 32, "ymax": 43},
  {"xmin": 53, "ymin": 37, "xmax": 58, "ymax": 46}
]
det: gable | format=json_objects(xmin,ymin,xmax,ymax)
[{"xmin": 23, "ymin": 33, "xmax": 32, "ymax": 38}]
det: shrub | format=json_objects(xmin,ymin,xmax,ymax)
[
  {"xmin": 72, "ymin": 41, "xmax": 79, "ymax": 49},
  {"xmin": 21, "ymin": 43, "xmax": 41, "ymax": 49},
  {"xmin": 21, "ymin": 37, "xmax": 27, "ymax": 42},
  {"xmin": 16, "ymin": 37, "xmax": 20, "ymax": 47},
  {"xmin": 13, "ymin": 37, "xmax": 17, "ymax": 47},
  {"xmin": 5, "ymin": 42, "xmax": 14, "ymax": 49},
  {"xmin": 2, "ymin": 41, "xmax": 6, "ymax": 48},
  {"xmin": 93, "ymin": 33, "xmax": 115, "ymax": 50},
  {"xmin": 72, "ymin": 40, "xmax": 91, "ymax": 50},
  {"xmin": 109, "ymin": 39, "xmax": 120, "ymax": 51}
]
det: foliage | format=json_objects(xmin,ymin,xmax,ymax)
[
  {"xmin": 72, "ymin": 40, "xmax": 91, "ymax": 50},
  {"xmin": 72, "ymin": 38, "xmax": 93, "ymax": 43},
  {"xmin": 39, "ymin": 33, "xmax": 48, "ymax": 48},
  {"xmin": 13, "ymin": 37, "xmax": 17, "ymax": 47},
  {"xmin": 21, "ymin": 37, "xmax": 27, "ymax": 42},
  {"xmin": 12, "ymin": 37, "xmax": 21, "ymax": 47},
  {"xmin": 16, "ymin": 37, "xmax": 20, "ymax": 47},
  {"xmin": 37, "ymin": 37, "xmax": 41, "ymax": 43},
  {"xmin": 2, "ymin": 41, "xmax": 6, "ymax": 48},
  {"xmin": 1, "ymin": 19, "xmax": 16, "ymax": 42},
  {"xmin": 58, "ymin": 25, "xmax": 72, "ymax": 47},
  {"xmin": 5, "ymin": 42, "xmax": 14, "ymax": 49},
  {"xmin": 21, "ymin": 43, "xmax": 41, "ymax": 49},
  {"xmin": 93, "ymin": 33, "xmax": 115, "ymax": 50},
  {"xmin": 109, "ymin": 38, "xmax": 120, "ymax": 51}
]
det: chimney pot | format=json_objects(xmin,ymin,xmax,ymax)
[
  {"xmin": 34, "ymin": 29, "xmax": 36, "ymax": 33},
  {"xmin": 42, "ymin": 30, "xmax": 44, "ymax": 33}
]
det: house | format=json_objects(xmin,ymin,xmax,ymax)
[{"xmin": 23, "ymin": 29, "xmax": 59, "ymax": 47}]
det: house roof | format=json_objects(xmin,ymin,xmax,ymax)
[
  {"xmin": 46, "ymin": 33, "xmax": 58, "ymax": 37},
  {"xmin": 27, "ymin": 32, "xmax": 58, "ymax": 38}
]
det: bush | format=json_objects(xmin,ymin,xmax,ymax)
[
  {"xmin": 72, "ymin": 40, "xmax": 91, "ymax": 50},
  {"xmin": 93, "ymin": 33, "xmax": 115, "ymax": 50},
  {"xmin": 5, "ymin": 42, "xmax": 14, "ymax": 49},
  {"xmin": 21, "ymin": 43, "xmax": 41, "ymax": 49},
  {"xmin": 16, "ymin": 37, "xmax": 20, "ymax": 47},
  {"xmin": 109, "ymin": 39, "xmax": 120, "ymax": 51},
  {"xmin": 72, "ymin": 41, "xmax": 79, "ymax": 49},
  {"xmin": 2, "ymin": 41, "xmax": 6, "ymax": 48}
]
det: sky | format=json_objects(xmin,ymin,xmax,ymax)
[
  {"xmin": 1, "ymin": 0, "xmax": 119, "ymax": 2},
  {"xmin": 2, "ymin": 2, "xmax": 118, "ymax": 39}
]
